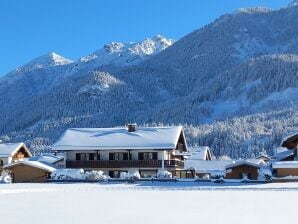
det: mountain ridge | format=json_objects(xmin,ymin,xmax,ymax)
[{"xmin": 0, "ymin": 4, "xmax": 297, "ymax": 158}]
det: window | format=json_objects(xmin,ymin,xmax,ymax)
[
  {"xmin": 138, "ymin": 152, "xmax": 158, "ymax": 160},
  {"xmin": 109, "ymin": 152, "xmax": 129, "ymax": 160},
  {"xmin": 81, "ymin": 153, "xmax": 89, "ymax": 160},
  {"xmin": 89, "ymin": 153, "xmax": 94, "ymax": 161},
  {"xmin": 0, "ymin": 159, "xmax": 3, "ymax": 166},
  {"xmin": 76, "ymin": 153, "xmax": 81, "ymax": 161},
  {"xmin": 75, "ymin": 153, "xmax": 96, "ymax": 161}
]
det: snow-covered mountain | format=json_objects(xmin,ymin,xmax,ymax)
[
  {"xmin": 79, "ymin": 35, "xmax": 174, "ymax": 67},
  {"xmin": 9, "ymin": 52, "xmax": 73, "ymax": 76},
  {"xmin": 0, "ymin": 2, "xmax": 297, "ymax": 158}
]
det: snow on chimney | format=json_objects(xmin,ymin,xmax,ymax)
[{"xmin": 127, "ymin": 124, "xmax": 137, "ymax": 132}]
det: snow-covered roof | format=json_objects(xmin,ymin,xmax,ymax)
[
  {"xmin": 255, "ymin": 154, "xmax": 270, "ymax": 160},
  {"xmin": 53, "ymin": 126, "xmax": 186, "ymax": 151},
  {"xmin": 29, "ymin": 153, "xmax": 64, "ymax": 164},
  {"xmin": 281, "ymin": 132, "xmax": 298, "ymax": 148},
  {"xmin": 184, "ymin": 160, "xmax": 232, "ymax": 172},
  {"xmin": 272, "ymin": 161, "xmax": 298, "ymax": 169},
  {"xmin": 246, "ymin": 158, "xmax": 266, "ymax": 165},
  {"xmin": 0, "ymin": 143, "xmax": 32, "ymax": 157},
  {"xmin": 187, "ymin": 146, "xmax": 211, "ymax": 160},
  {"xmin": 225, "ymin": 160, "xmax": 261, "ymax": 169},
  {"xmin": 4, "ymin": 161, "xmax": 56, "ymax": 172},
  {"xmin": 274, "ymin": 149, "xmax": 294, "ymax": 161}
]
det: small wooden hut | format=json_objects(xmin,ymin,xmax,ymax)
[
  {"xmin": 225, "ymin": 161, "xmax": 261, "ymax": 180},
  {"xmin": 4, "ymin": 161, "xmax": 56, "ymax": 183}
]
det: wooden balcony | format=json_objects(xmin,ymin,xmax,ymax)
[{"xmin": 66, "ymin": 159, "xmax": 184, "ymax": 169}]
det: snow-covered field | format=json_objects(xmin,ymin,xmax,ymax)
[{"xmin": 0, "ymin": 182, "xmax": 298, "ymax": 224}]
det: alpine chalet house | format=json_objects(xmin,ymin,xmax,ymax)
[
  {"xmin": 225, "ymin": 160, "xmax": 261, "ymax": 180},
  {"xmin": 0, "ymin": 143, "xmax": 32, "ymax": 174},
  {"xmin": 182, "ymin": 146, "xmax": 229, "ymax": 178},
  {"xmin": 272, "ymin": 132, "xmax": 298, "ymax": 177},
  {"xmin": 52, "ymin": 125, "xmax": 188, "ymax": 178}
]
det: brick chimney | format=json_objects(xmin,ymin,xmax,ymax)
[{"xmin": 127, "ymin": 123, "xmax": 137, "ymax": 132}]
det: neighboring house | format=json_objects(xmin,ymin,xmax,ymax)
[
  {"xmin": 181, "ymin": 146, "xmax": 231, "ymax": 178},
  {"xmin": 272, "ymin": 161, "xmax": 298, "ymax": 177},
  {"xmin": 271, "ymin": 133, "xmax": 298, "ymax": 177},
  {"xmin": 0, "ymin": 143, "xmax": 32, "ymax": 174},
  {"xmin": 281, "ymin": 132, "xmax": 298, "ymax": 150},
  {"xmin": 281, "ymin": 133, "xmax": 298, "ymax": 160},
  {"xmin": 52, "ymin": 125, "xmax": 188, "ymax": 178},
  {"xmin": 187, "ymin": 146, "xmax": 212, "ymax": 161},
  {"xmin": 184, "ymin": 160, "xmax": 232, "ymax": 178},
  {"xmin": 29, "ymin": 153, "xmax": 64, "ymax": 168},
  {"xmin": 225, "ymin": 160, "xmax": 261, "ymax": 180},
  {"xmin": 4, "ymin": 161, "xmax": 56, "ymax": 183}
]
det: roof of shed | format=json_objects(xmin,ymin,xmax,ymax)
[{"xmin": 4, "ymin": 161, "xmax": 56, "ymax": 172}]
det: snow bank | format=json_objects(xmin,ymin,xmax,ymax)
[
  {"xmin": 258, "ymin": 167, "xmax": 272, "ymax": 181},
  {"xmin": 0, "ymin": 170, "xmax": 12, "ymax": 184},
  {"xmin": 51, "ymin": 169, "xmax": 84, "ymax": 180},
  {"xmin": 156, "ymin": 170, "xmax": 172, "ymax": 179},
  {"xmin": 84, "ymin": 170, "xmax": 106, "ymax": 181}
]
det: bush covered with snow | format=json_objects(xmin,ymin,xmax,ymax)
[
  {"xmin": 210, "ymin": 170, "xmax": 225, "ymax": 179},
  {"xmin": 0, "ymin": 170, "xmax": 12, "ymax": 184},
  {"xmin": 120, "ymin": 169, "xmax": 141, "ymax": 180},
  {"xmin": 202, "ymin": 174, "xmax": 210, "ymax": 179},
  {"xmin": 84, "ymin": 170, "xmax": 106, "ymax": 181},
  {"xmin": 156, "ymin": 170, "xmax": 172, "ymax": 179},
  {"xmin": 51, "ymin": 169, "xmax": 107, "ymax": 181},
  {"xmin": 258, "ymin": 167, "xmax": 272, "ymax": 181},
  {"xmin": 51, "ymin": 169, "xmax": 85, "ymax": 180}
]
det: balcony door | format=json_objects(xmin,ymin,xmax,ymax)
[
  {"xmin": 75, "ymin": 153, "xmax": 97, "ymax": 161},
  {"xmin": 109, "ymin": 152, "xmax": 128, "ymax": 160},
  {"xmin": 138, "ymin": 152, "xmax": 158, "ymax": 160}
]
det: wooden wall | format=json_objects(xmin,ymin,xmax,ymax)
[
  {"xmin": 7, "ymin": 164, "xmax": 49, "ymax": 183},
  {"xmin": 275, "ymin": 168, "xmax": 298, "ymax": 177},
  {"xmin": 225, "ymin": 165, "xmax": 259, "ymax": 180}
]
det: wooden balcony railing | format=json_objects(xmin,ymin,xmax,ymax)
[{"xmin": 66, "ymin": 159, "xmax": 184, "ymax": 169}]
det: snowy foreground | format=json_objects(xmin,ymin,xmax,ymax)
[{"xmin": 1, "ymin": 182, "xmax": 298, "ymax": 224}]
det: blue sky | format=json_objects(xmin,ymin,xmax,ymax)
[{"xmin": 0, "ymin": 0, "xmax": 290, "ymax": 76}]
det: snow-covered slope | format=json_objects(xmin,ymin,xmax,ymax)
[
  {"xmin": 79, "ymin": 35, "xmax": 174, "ymax": 67},
  {"xmin": 288, "ymin": 0, "xmax": 298, "ymax": 7},
  {"xmin": 0, "ymin": 3, "xmax": 297, "ymax": 158}
]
